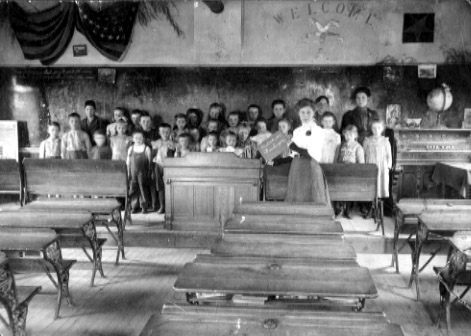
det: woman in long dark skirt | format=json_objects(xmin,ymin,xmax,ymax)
[{"xmin": 279, "ymin": 98, "xmax": 330, "ymax": 204}]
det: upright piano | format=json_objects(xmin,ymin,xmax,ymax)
[{"xmin": 394, "ymin": 129, "xmax": 471, "ymax": 200}]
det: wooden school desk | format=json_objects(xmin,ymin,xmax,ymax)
[
  {"xmin": 409, "ymin": 210, "xmax": 471, "ymax": 301},
  {"xmin": 0, "ymin": 211, "xmax": 104, "ymax": 287},
  {"xmin": 140, "ymin": 304, "xmax": 405, "ymax": 336},
  {"xmin": 0, "ymin": 229, "xmax": 74, "ymax": 318}
]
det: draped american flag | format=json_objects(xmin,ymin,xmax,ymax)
[
  {"xmin": 8, "ymin": 1, "xmax": 140, "ymax": 65},
  {"xmin": 76, "ymin": 1, "xmax": 140, "ymax": 61}
]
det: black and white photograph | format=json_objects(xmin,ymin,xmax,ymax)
[{"xmin": 0, "ymin": 1, "xmax": 471, "ymax": 336}]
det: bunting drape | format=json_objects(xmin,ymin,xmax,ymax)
[
  {"xmin": 8, "ymin": 2, "xmax": 76, "ymax": 66},
  {"xmin": 7, "ymin": 1, "xmax": 158, "ymax": 65}
]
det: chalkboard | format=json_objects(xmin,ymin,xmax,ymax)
[{"xmin": 257, "ymin": 131, "xmax": 289, "ymax": 162}]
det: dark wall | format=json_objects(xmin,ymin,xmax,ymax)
[{"xmin": 1, "ymin": 65, "xmax": 470, "ymax": 146}]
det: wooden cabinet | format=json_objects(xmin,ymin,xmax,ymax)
[
  {"xmin": 163, "ymin": 153, "xmax": 262, "ymax": 232},
  {"xmin": 394, "ymin": 129, "xmax": 471, "ymax": 200}
]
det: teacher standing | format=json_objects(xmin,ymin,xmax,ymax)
[
  {"xmin": 340, "ymin": 87, "xmax": 379, "ymax": 145},
  {"xmin": 285, "ymin": 98, "xmax": 330, "ymax": 204}
]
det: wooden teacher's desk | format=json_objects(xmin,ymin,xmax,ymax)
[{"xmin": 163, "ymin": 153, "xmax": 262, "ymax": 231}]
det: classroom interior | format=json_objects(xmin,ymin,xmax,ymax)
[{"xmin": 1, "ymin": 1, "xmax": 471, "ymax": 336}]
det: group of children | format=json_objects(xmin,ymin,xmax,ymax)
[{"xmin": 39, "ymin": 98, "xmax": 392, "ymax": 217}]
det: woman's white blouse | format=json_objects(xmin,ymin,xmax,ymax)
[{"xmin": 291, "ymin": 121, "xmax": 325, "ymax": 162}]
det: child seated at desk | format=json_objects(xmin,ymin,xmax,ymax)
[
  {"xmin": 200, "ymin": 119, "xmax": 220, "ymax": 152},
  {"xmin": 61, "ymin": 112, "xmax": 92, "ymax": 159},
  {"xmin": 110, "ymin": 119, "xmax": 132, "ymax": 161},
  {"xmin": 320, "ymin": 112, "xmax": 341, "ymax": 163},
  {"xmin": 219, "ymin": 131, "xmax": 244, "ymax": 157},
  {"xmin": 152, "ymin": 123, "xmax": 174, "ymax": 214},
  {"xmin": 334, "ymin": 125, "xmax": 365, "ymax": 219},
  {"xmin": 90, "ymin": 130, "xmax": 112, "ymax": 160},
  {"xmin": 39, "ymin": 122, "xmax": 61, "ymax": 159},
  {"xmin": 202, "ymin": 131, "xmax": 219, "ymax": 152},
  {"xmin": 127, "ymin": 129, "xmax": 152, "ymax": 214}
]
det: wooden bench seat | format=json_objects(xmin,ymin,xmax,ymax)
[
  {"xmin": 233, "ymin": 201, "xmax": 334, "ymax": 217},
  {"xmin": 264, "ymin": 164, "xmax": 384, "ymax": 234},
  {"xmin": 224, "ymin": 218, "xmax": 343, "ymax": 236},
  {"xmin": 23, "ymin": 159, "xmax": 130, "ymax": 264},
  {"xmin": 140, "ymin": 304, "xmax": 404, "ymax": 336},
  {"xmin": 210, "ymin": 239, "xmax": 356, "ymax": 260},
  {"xmin": 174, "ymin": 261, "xmax": 377, "ymax": 309},
  {"xmin": 0, "ymin": 253, "xmax": 41, "ymax": 336}
]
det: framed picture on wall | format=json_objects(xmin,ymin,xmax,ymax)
[
  {"xmin": 386, "ymin": 104, "xmax": 401, "ymax": 128},
  {"xmin": 0, "ymin": 121, "xmax": 19, "ymax": 161},
  {"xmin": 418, "ymin": 64, "xmax": 437, "ymax": 78}
]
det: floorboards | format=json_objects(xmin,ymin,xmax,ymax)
[{"xmin": 0, "ymin": 208, "xmax": 469, "ymax": 336}]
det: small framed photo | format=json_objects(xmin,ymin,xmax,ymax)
[
  {"xmin": 98, "ymin": 68, "xmax": 116, "ymax": 84},
  {"xmin": 73, "ymin": 44, "xmax": 88, "ymax": 57},
  {"xmin": 418, "ymin": 64, "xmax": 436, "ymax": 79},
  {"xmin": 386, "ymin": 104, "xmax": 401, "ymax": 128}
]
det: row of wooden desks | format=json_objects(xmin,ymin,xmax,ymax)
[
  {"xmin": 142, "ymin": 201, "xmax": 402, "ymax": 335},
  {"xmin": 394, "ymin": 199, "xmax": 471, "ymax": 333}
]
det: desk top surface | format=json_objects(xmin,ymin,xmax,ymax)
[
  {"xmin": 24, "ymin": 198, "xmax": 121, "ymax": 212},
  {"xmin": 140, "ymin": 304, "xmax": 403, "ymax": 336},
  {"xmin": 396, "ymin": 199, "xmax": 471, "ymax": 216},
  {"xmin": 418, "ymin": 211, "xmax": 471, "ymax": 232},
  {"xmin": 174, "ymin": 262, "xmax": 377, "ymax": 298},
  {"xmin": 0, "ymin": 232, "xmax": 58, "ymax": 251},
  {"xmin": 211, "ymin": 240, "xmax": 356, "ymax": 260},
  {"xmin": 0, "ymin": 211, "xmax": 92, "ymax": 228}
]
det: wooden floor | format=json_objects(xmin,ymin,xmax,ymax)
[{"xmin": 1, "ymin": 210, "xmax": 470, "ymax": 336}]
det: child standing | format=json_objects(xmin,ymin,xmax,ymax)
[
  {"xmin": 250, "ymin": 118, "xmax": 272, "ymax": 145},
  {"xmin": 189, "ymin": 127, "xmax": 202, "ymax": 152},
  {"xmin": 39, "ymin": 122, "xmax": 62, "ymax": 159},
  {"xmin": 320, "ymin": 112, "xmax": 341, "ymax": 163},
  {"xmin": 335, "ymin": 125, "xmax": 365, "ymax": 219},
  {"xmin": 176, "ymin": 133, "xmax": 192, "ymax": 157},
  {"xmin": 268, "ymin": 99, "xmax": 287, "ymax": 133},
  {"xmin": 90, "ymin": 130, "xmax": 112, "ymax": 160},
  {"xmin": 173, "ymin": 114, "xmax": 189, "ymax": 141},
  {"xmin": 110, "ymin": 119, "xmax": 132, "ymax": 161},
  {"xmin": 61, "ymin": 113, "xmax": 92, "ymax": 159},
  {"xmin": 200, "ymin": 119, "xmax": 220, "ymax": 152},
  {"xmin": 152, "ymin": 123, "xmax": 174, "ymax": 214},
  {"xmin": 127, "ymin": 130, "xmax": 152, "ymax": 214},
  {"xmin": 106, "ymin": 107, "xmax": 126, "ymax": 138},
  {"xmin": 220, "ymin": 111, "xmax": 241, "ymax": 147},
  {"xmin": 363, "ymin": 119, "xmax": 392, "ymax": 199},
  {"xmin": 203, "ymin": 131, "xmax": 219, "ymax": 152}
]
